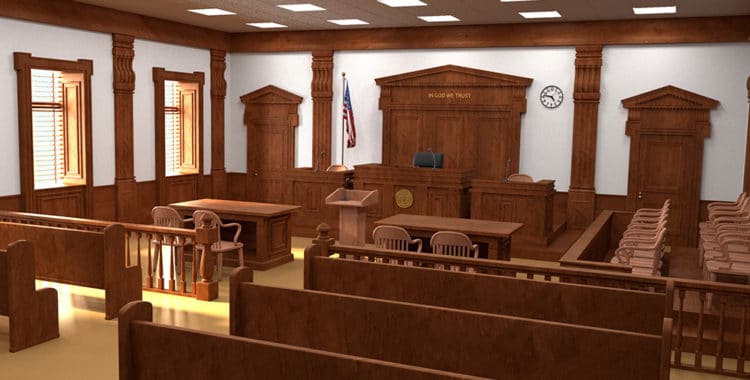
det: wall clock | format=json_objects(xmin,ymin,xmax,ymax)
[{"xmin": 540, "ymin": 85, "xmax": 563, "ymax": 109}]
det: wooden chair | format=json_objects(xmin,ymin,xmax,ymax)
[
  {"xmin": 430, "ymin": 231, "xmax": 479, "ymax": 271},
  {"xmin": 507, "ymin": 173, "xmax": 534, "ymax": 183},
  {"xmin": 372, "ymin": 225, "xmax": 422, "ymax": 265},
  {"xmin": 192, "ymin": 209, "xmax": 243, "ymax": 280},
  {"xmin": 151, "ymin": 206, "xmax": 192, "ymax": 279}
]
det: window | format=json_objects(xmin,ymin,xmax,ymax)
[
  {"xmin": 164, "ymin": 80, "xmax": 200, "ymax": 176},
  {"xmin": 31, "ymin": 69, "xmax": 86, "ymax": 188}
]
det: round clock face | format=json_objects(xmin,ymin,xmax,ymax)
[{"xmin": 540, "ymin": 85, "xmax": 563, "ymax": 109}]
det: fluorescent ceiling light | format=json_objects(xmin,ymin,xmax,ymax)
[
  {"xmin": 277, "ymin": 3, "xmax": 325, "ymax": 12},
  {"xmin": 187, "ymin": 8, "xmax": 236, "ymax": 16},
  {"xmin": 633, "ymin": 6, "xmax": 677, "ymax": 15},
  {"xmin": 519, "ymin": 10, "xmax": 561, "ymax": 19},
  {"xmin": 247, "ymin": 22, "xmax": 288, "ymax": 29},
  {"xmin": 418, "ymin": 15, "xmax": 460, "ymax": 22},
  {"xmin": 328, "ymin": 19, "xmax": 369, "ymax": 25},
  {"xmin": 378, "ymin": 0, "xmax": 427, "ymax": 7}
]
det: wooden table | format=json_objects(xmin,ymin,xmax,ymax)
[
  {"xmin": 374, "ymin": 214, "xmax": 523, "ymax": 260},
  {"xmin": 170, "ymin": 199, "xmax": 300, "ymax": 270}
]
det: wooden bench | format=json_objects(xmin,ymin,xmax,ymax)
[
  {"xmin": 304, "ymin": 243, "xmax": 673, "ymax": 335},
  {"xmin": 0, "ymin": 240, "xmax": 59, "ymax": 352},
  {"xmin": 230, "ymin": 269, "xmax": 672, "ymax": 380},
  {"xmin": 118, "ymin": 300, "xmax": 484, "ymax": 380},
  {"xmin": 0, "ymin": 221, "xmax": 140, "ymax": 319}
]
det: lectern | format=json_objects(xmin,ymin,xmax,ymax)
[{"xmin": 325, "ymin": 188, "xmax": 379, "ymax": 245}]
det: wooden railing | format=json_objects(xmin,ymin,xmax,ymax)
[
  {"xmin": 559, "ymin": 210, "xmax": 635, "ymax": 272},
  {"xmin": 0, "ymin": 211, "xmax": 221, "ymax": 301},
  {"xmin": 312, "ymin": 222, "xmax": 750, "ymax": 379}
]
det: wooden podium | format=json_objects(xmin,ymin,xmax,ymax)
[{"xmin": 325, "ymin": 188, "xmax": 379, "ymax": 246}]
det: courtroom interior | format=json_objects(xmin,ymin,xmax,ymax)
[{"xmin": 1, "ymin": 0, "xmax": 750, "ymax": 379}]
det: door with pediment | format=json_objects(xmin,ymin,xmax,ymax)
[{"xmin": 623, "ymin": 86, "xmax": 718, "ymax": 247}]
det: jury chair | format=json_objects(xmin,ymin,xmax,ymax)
[
  {"xmin": 151, "ymin": 206, "xmax": 193, "ymax": 281},
  {"xmin": 372, "ymin": 225, "xmax": 422, "ymax": 265},
  {"xmin": 430, "ymin": 231, "xmax": 479, "ymax": 271},
  {"xmin": 507, "ymin": 173, "xmax": 534, "ymax": 183},
  {"xmin": 192, "ymin": 209, "xmax": 244, "ymax": 281}
]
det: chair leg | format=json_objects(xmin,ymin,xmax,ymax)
[
  {"xmin": 238, "ymin": 248, "xmax": 244, "ymax": 267},
  {"xmin": 216, "ymin": 252, "xmax": 223, "ymax": 282}
]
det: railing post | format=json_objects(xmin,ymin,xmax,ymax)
[
  {"xmin": 313, "ymin": 223, "xmax": 334, "ymax": 257},
  {"xmin": 195, "ymin": 215, "xmax": 220, "ymax": 301}
]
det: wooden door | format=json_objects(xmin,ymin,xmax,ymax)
[
  {"xmin": 247, "ymin": 115, "xmax": 286, "ymax": 203},
  {"xmin": 630, "ymin": 133, "xmax": 697, "ymax": 246}
]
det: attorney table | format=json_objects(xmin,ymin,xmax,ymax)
[
  {"xmin": 374, "ymin": 214, "xmax": 523, "ymax": 260},
  {"xmin": 170, "ymin": 198, "xmax": 300, "ymax": 270}
]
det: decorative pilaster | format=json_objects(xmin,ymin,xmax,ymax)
[
  {"xmin": 744, "ymin": 77, "xmax": 750, "ymax": 193},
  {"xmin": 210, "ymin": 49, "xmax": 227, "ymax": 198},
  {"xmin": 567, "ymin": 45, "xmax": 603, "ymax": 228},
  {"xmin": 112, "ymin": 34, "xmax": 137, "ymax": 222},
  {"xmin": 311, "ymin": 51, "xmax": 333, "ymax": 170}
]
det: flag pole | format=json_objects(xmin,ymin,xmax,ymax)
[{"xmin": 341, "ymin": 72, "xmax": 346, "ymax": 167}]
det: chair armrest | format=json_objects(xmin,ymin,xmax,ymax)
[
  {"xmin": 182, "ymin": 217, "xmax": 194, "ymax": 224},
  {"xmin": 411, "ymin": 238, "xmax": 423, "ymax": 253},
  {"xmin": 222, "ymin": 222, "xmax": 243, "ymax": 243},
  {"xmin": 471, "ymin": 244, "xmax": 479, "ymax": 258}
]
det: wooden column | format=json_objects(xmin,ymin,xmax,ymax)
[
  {"xmin": 567, "ymin": 45, "xmax": 603, "ymax": 228},
  {"xmin": 112, "ymin": 34, "xmax": 138, "ymax": 221},
  {"xmin": 311, "ymin": 50, "xmax": 333, "ymax": 170},
  {"xmin": 210, "ymin": 49, "xmax": 227, "ymax": 198},
  {"xmin": 744, "ymin": 77, "xmax": 750, "ymax": 193}
]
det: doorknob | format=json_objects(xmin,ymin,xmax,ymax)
[
  {"xmin": 253, "ymin": 171, "xmax": 259, "ymax": 176},
  {"xmin": 637, "ymin": 191, "xmax": 643, "ymax": 200}
]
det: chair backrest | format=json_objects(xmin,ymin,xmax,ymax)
[
  {"xmin": 507, "ymin": 173, "xmax": 534, "ymax": 183},
  {"xmin": 373, "ymin": 225, "xmax": 418, "ymax": 252},
  {"xmin": 430, "ymin": 231, "xmax": 478, "ymax": 258},
  {"xmin": 192, "ymin": 210, "xmax": 225, "ymax": 248},
  {"xmin": 152, "ymin": 206, "xmax": 185, "ymax": 228}
]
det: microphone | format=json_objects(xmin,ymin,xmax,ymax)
[
  {"xmin": 503, "ymin": 158, "xmax": 512, "ymax": 182},
  {"xmin": 427, "ymin": 147, "xmax": 436, "ymax": 169}
]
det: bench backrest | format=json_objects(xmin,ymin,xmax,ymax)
[
  {"xmin": 231, "ymin": 279, "xmax": 671, "ymax": 380},
  {"xmin": 119, "ymin": 301, "xmax": 485, "ymax": 380},
  {"xmin": 305, "ymin": 252, "xmax": 670, "ymax": 335}
]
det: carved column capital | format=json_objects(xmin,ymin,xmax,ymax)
[
  {"xmin": 112, "ymin": 34, "xmax": 135, "ymax": 94},
  {"xmin": 210, "ymin": 49, "xmax": 227, "ymax": 99},
  {"xmin": 311, "ymin": 50, "xmax": 334, "ymax": 170},
  {"xmin": 311, "ymin": 50, "xmax": 334, "ymax": 99}
]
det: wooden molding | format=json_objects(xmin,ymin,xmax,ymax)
[
  {"xmin": 210, "ymin": 49, "xmax": 227, "ymax": 199},
  {"xmin": 567, "ymin": 45, "xmax": 603, "ymax": 228},
  {"xmin": 230, "ymin": 16, "xmax": 750, "ymax": 52},
  {"xmin": 0, "ymin": 0, "xmax": 230, "ymax": 50},
  {"xmin": 745, "ymin": 77, "xmax": 750, "ymax": 193},
  {"xmin": 112, "ymin": 34, "xmax": 137, "ymax": 221},
  {"xmin": 311, "ymin": 51, "xmax": 333, "ymax": 171},
  {"xmin": 152, "ymin": 68, "xmax": 205, "ymax": 205},
  {"xmin": 14, "ymin": 52, "xmax": 94, "ymax": 217}
]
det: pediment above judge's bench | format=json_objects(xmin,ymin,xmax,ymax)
[
  {"xmin": 621, "ymin": 85, "xmax": 719, "ymax": 110},
  {"xmin": 375, "ymin": 64, "xmax": 533, "ymax": 88},
  {"xmin": 240, "ymin": 85, "xmax": 303, "ymax": 105}
]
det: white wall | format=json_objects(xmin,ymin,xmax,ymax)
[
  {"xmin": 132, "ymin": 39, "xmax": 212, "ymax": 180},
  {"xmin": 598, "ymin": 43, "xmax": 750, "ymax": 200},
  {"xmin": 333, "ymin": 48, "xmax": 576, "ymax": 190},
  {"xmin": 227, "ymin": 52, "xmax": 313, "ymax": 172},
  {"xmin": 0, "ymin": 17, "xmax": 115, "ymax": 194}
]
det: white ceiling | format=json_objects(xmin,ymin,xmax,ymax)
[{"xmin": 74, "ymin": 0, "xmax": 750, "ymax": 33}]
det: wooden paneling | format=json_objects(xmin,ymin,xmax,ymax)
[
  {"xmin": 93, "ymin": 185, "xmax": 116, "ymax": 221},
  {"xmin": 112, "ymin": 34, "xmax": 138, "ymax": 222},
  {"xmin": 744, "ymin": 77, "xmax": 750, "ymax": 193},
  {"xmin": 0, "ymin": 195, "xmax": 22, "ymax": 211},
  {"xmin": 227, "ymin": 172, "xmax": 248, "ymax": 201},
  {"xmin": 210, "ymin": 50, "xmax": 227, "ymax": 199},
  {"xmin": 284, "ymin": 168, "xmax": 352, "ymax": 238},
  {"xmin": 240, "ymin": 85, "xmax": 302, "ymax": 202},
  {"xmin": 376, "ymin": 65, "xmax": 531, "ymax": 178},
  {"xmin": 230, "ymin": 16, "xmax": 750, "ymax": 52},
  {"xmin": 0, "ymin": 0, "xmax": 230, "ymax": 50},
  {"xmin": 311, "ymin": 51, "xmax": 333, "ymax": 170},
  {"xmin": 623, "ymin": 86, "xmax": 718, "ymax": 247},
  {"xmin": 136, "ymin": 181, "xmax": 158, "ymax": 224},
  {"xmin": 568, "ymin": 45, "xmax": 603, "ymax": 228}
]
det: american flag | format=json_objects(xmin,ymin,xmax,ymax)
[{"xmin": 343, "ymin": 78, "xmax": 357, "ymax": 148}]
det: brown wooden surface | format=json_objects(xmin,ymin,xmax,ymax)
[
  {"xmin": 113, "ymin": 34, "xmax": 138, "ymax": 222},
  {"xmin": 230, "ymin": 16, "xmax": 750, "ymax": 52},
  {"xmin": 14, "ymin": 52, "xmax": 94, "ymax": 218},
  {"xmin": 560, "ymin": 210, "xmax": 633, "ymax": 273},
  {"xmin": 284, "ymin": 168, "xmax": 352, "ymax": 238},
  {"xmin": 240, "ymin": 85, "xmax": 302, "ymax": 203},
  {"xmin": 210, "ymin": 49, "xmax": 228, "ymax": 199},
  {"xmin": 231, "ymin": 282, "xmax": 669, "ymax": 380},
  {"xmin": 375, "ymin": 213, "xmax": 522, "ymax": 260},
  {"xmin": 376, "ymin": 65, "xmax": 531, "ymax": 178},
  {"xmin": 568, "ymin": 45, "xmax": 603, "ymax": 228},
  {"xmin": 119, "ymin": 300, "xmax": 483, "ymax": 380},
  {"xmin": 623, "ymin": 86, "xmax": 718, "ymax": 247},
  {"xmin": 170, "ymin": 198, "xmax": 299, "ymax": 270},
  {"xmin": 305, "ymin": 250, "xmax": 667, "ymax": 334},
  {"xmin": 312, "ymin": 51, "xmax": 334, "ymax": 171},
  {"xmin": 745, "ymin": 77, "xmax": 750, "ymax": 193},
  {"xmin": 0, "ymin": 221, "xmax": 140, "ymax": 319},
  {"xmin": 0, "ymin": 240, "xmax": 59, "ymax": 352},
  {"xmin": 470, "ymin": 178, "xmax": 560, "ymax": 246}
]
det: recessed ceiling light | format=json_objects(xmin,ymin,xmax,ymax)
[
  {"xmin": 378, "ymin": 0, "xmax": 427, "ymax": 7},
  {"xmin": 187, "ymin": 8, "xmax": 236, "ymax": 16},
  {"xmin": 633, "ymin": 6, "xmax": 676, "ymax": 15},
  {"xmin": 328, "ymin": 19, "xmax": 369, "ymax": 26},
  {"xmin": 418, "ymin": 15, "xmax": 460, "ymax": 22},
  {"xmin": 519, "ymin": 10, "xmax": 561, "ymax": 19},
  {"xmin": 246, "ymin": 22, "xmax": 288, "ymax": 29},
  {"xmin": 277, "ymin": 3, "xmax": 325, "ymax": 12}
]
